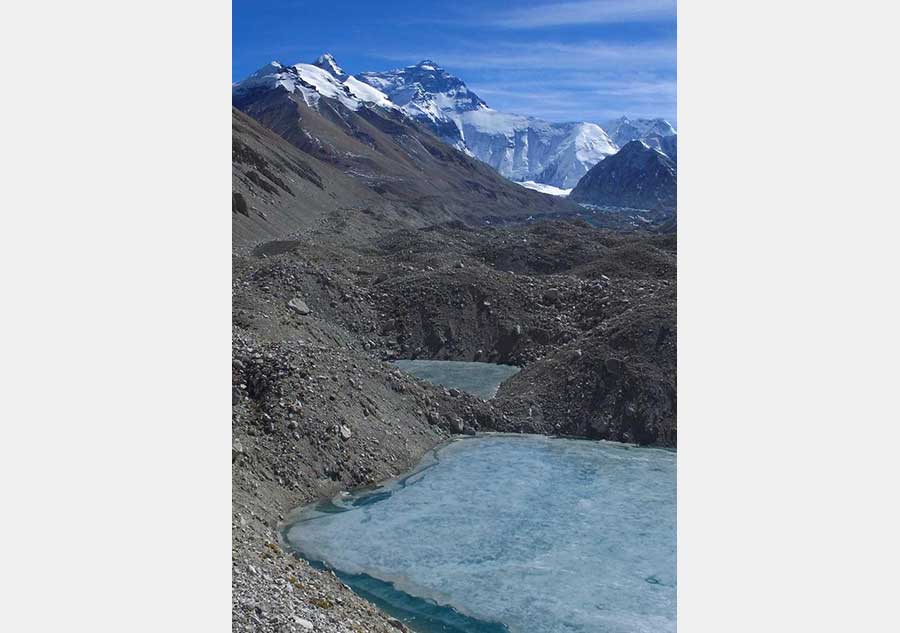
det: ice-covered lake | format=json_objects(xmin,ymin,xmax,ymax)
[
  {"xmin": 283, "ymin": 435, "xmax": 676, "ymax": 633},
  {"xmin": 392, "ymin": 360, "xmax": 520, "ymax": 400}
]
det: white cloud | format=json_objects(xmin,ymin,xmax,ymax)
[
  {"xmin": 373, "ymin": 39, "xmax": 675, "ymax": 73},
  {"xmin": 471, "ymin": 84, "xmax": 676, "ymax": 125},
  {"xmin": 491, "ymin": 0, "xmax": 676, "ymax": 29}
]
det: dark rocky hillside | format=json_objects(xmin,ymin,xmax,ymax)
[{"xmin": 569, "ymin": 140, "xmax": 677, "ymax": 212}]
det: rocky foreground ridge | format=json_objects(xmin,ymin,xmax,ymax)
[{"xmin": 232, "ymin": 215, "xmax": 675, "ymax": 632}]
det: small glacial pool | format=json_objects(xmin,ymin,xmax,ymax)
[
  {"xmin": 392, "ymin": 360, "xmax": 520, "ymax": 400},
  {"xmin": 283, "ymin": 435, "xmax": 676, "ymax": 633}
]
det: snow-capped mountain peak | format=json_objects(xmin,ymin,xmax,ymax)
[
  {"xmin": 413, "ymin": 59, "xmax": 440, "ymax": 70},
  {"xmin": 359, "ymin": 60, "xmax": 488, "ymax": 116},
  {"xmin": 312, "ymin": 53, "xmax": 347, "ymax": 79},
  {"xmin": 232, "ymin": 58, "xmax": 396, "ymax": 112},
  {"xmin": 354, "ymin": 62, "xmax": 625, "ymax": 187},
  {"xmin": 355, "ymin": 61, "xmax": 490, "ymax": 152}
]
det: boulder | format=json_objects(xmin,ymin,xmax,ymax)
[
  {"xmin": 287, "ymin": 298, "xmax": 311, "ymax": 315},
  {"xmin": 232, "ymin": 439, "xmax": 244, "ymax": 463}
]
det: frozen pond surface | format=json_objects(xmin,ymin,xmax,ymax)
[
  {"xmin": 283, "ymin": 435, "xmax": 676, "ymax": 633},
  {"xmin": 391, "ymin": 360, "xmax": 520, "ymax": 400}
]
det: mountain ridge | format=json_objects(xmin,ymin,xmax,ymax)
[
  {"xmin": 234, "ymin": 54, "xmax": 675, "ymax": 190},
  {"xmin": 357, "ymin": 59, "xmax": 619, "ymax": 188}
]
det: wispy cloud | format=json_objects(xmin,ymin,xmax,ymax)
[
  {"xmin": 469, "ymin": 77, "xmax": 676, "ymax": 123},
  {"xmin": 233, "ymin": 1, "xmax": 677, "ymax": 123},
  {"xmin": 471, "ymin": 76, "xmax": 675, "ymax": 101},
  {"xmin": 488, "ymin": 0, "xmax": 676, "ymax": 29},
  {"xmin": 371, "ymin": 39, "xmax": 675, "ymax": 73}
]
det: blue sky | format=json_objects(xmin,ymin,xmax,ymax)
[{"xmin": 233, "ymin": 0, "xmax": 676, "ymax": 125}]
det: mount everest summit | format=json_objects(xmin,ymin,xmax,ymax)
[
  {"xmin": 233, "ymin": 54, "xmax": 676, "ymax": 194},
  {"xmin": 357, "ymin": 60, "xmax": 622, "ymax": 189}
]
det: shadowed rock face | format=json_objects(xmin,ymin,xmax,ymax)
[{"xmin": 569, "ymin": 140, "xmax": 677, "ymax": 212}]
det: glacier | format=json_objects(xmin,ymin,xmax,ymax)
[
  {"xmin": 284, "ymin": 435, "xmax": 676, "ymax": 633},
  {"xmin": 454, "ymin": 112, "xmax": 617, "ymax": 189}
]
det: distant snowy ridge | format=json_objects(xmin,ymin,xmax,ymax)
[
  {"xmin": 232, "ymin": 55, "xmax": 676, "ymax": 189},
  {"xmin": 358, "ymin": 60, "xmax": 618, "ymax": 188},
  {"xmin": 605, "ymin": 116, "xmax": 677, "ymax": 157}
]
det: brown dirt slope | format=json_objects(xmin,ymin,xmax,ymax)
[{"xmin": 233, "ymin": 88, "xmax": 580, "ymax": 232}]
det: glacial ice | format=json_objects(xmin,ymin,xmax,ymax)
[
  {"xmin": 284, "ymin": 435, "xmax": 676, "ymax": 633},
  {"xmin": 517, "ymin": 180, "xmax": 573, "ymax": 197}
]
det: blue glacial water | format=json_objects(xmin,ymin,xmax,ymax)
[
  {"xmin": 392, "ymin": 360, "xmax": 520, "ymax": 400},
  {"xmin": 283, "ymin": 435, "xmax": 676, "ymax": 633}
]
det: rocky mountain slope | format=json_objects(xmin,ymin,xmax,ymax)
[
  {"xmin": 569, "ymin": 140, "xmax": 677, "ymax": 212},
  {"xmin": 232, "ymin": 64, "xmax": 578, "ymax": 238}
]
